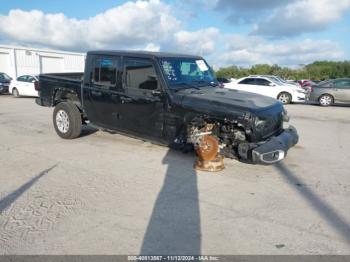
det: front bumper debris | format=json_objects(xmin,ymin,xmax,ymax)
[{"xmin": 238, "ymin": 126, "xmax": 299, "ymax": 165}]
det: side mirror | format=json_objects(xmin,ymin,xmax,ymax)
[
  {"xmin": 147, "ymin": 75, "xmax": 157, "ymax": 81},
  {"xmin": 269, "ymin": 83, "xmax": 276, "ymax": 86},
  {"xmin": 151, "ymin": 90, "xmax": 162, "ymax": 96}
]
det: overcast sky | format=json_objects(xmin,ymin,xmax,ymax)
[{"xmin": 0, "ymin": 0, "xmax": 349, "ymax": 68}]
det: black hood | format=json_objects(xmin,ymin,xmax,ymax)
[{"xmin": 175, "ymin": 87, "xmax": 282, "ymax": 118}]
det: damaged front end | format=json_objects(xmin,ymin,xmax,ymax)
[
  {"xmin": 186, "ymin": 107, "xmax": 298, "ymax": 165},
  {"xmin": 238, "ymin": 126, "xmax": 298, "ymax": 164}
]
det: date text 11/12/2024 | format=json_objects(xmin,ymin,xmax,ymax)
[{"xmin": 127, "ymin": 256, "xmax": 219, "ymax": 261}]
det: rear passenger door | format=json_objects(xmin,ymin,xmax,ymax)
[
  {"xmin": 83, "ymin": 55, "xmax": 123, "ymax": 128},
  {"xmin": 16, "ymin": 75, "xmax": 30, "ymax": 95},
  {"xmin": 334, "ymin": 79, "xmax": 350, "ymax": 103},
  {"xmin": 119, "ymin": 57, "xmax": 165, "ymax": 138}
]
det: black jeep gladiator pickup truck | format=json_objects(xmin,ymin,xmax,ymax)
[{"xmin": 36, "ymin": 50, "xmax": 298, "ymax": 164}]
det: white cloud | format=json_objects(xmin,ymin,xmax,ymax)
[
  {"xmin": 219, "ymin": 35, "xmax": 344, "ymax": 67},
  {"xmin": 214, "ymin": 0, "xmax": 294, "ymax": 24},
  {"xmin": 144, "ymin": 43, "xmax": 160, "ymax": 52},
  {"xmin": 253, "ymin": 0, "xmax": 350, "ymax": 36},
  {"xmin": 0, "ymin": 0, "xmax": 346, "ymax": 67},
  {"xmin": 170, "ymin": 27, "xmax": 220, "ymax": 55},
  {"xmin": 0, "ymin": 0, "xmax": 180, "ymax": 50}
]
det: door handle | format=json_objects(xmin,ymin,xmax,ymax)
[
  {"xmin": 120, "ymin": 96, "xmax": 132, "ymax": 103},
  {"xmin": 151, "ymin": 90, "xmax": 162, "ymax": 96},
  {"xmin": 91, "ymin": 90, "xmax": 102, "ymax": 96}
]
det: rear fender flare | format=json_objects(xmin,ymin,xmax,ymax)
[{"xmin": 53, "ymin": 88, "xmax": 81, "ymax": 110}]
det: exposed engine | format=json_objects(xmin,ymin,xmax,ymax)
[{"xmin": 187, "ymin": 117, "xmax": 247, "ymax": 159}]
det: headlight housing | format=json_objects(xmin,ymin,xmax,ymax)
[{"xmin": 254, "ymin": 116, "xmax": 267, "ymax": 130}]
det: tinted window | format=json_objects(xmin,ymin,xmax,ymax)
[
  {"xmin": 255, "ymin": 78, "xmax": 271, "ymax": 86},
  {"xmin": 318, "ymin": 80, "xmax": 333, "ymax": 88},
  {"xmin": 27, "ymin": 76, "xmax": 36, "ymax": 82},
  {"xmin": 93, "ymin": 57, "xmax": 118, "ymax": 87},
  {"xmin": 238, "ymin": 78, "xmax": 255, "ymax": 85},
  {"xmin": 124, "ymin": 59, "xmax": 157, "ymax": 90},
  {"xmin": 17, "ymin": 76, "xmax": 28, "ymax": 82},
  {"xmin": 217, "ymin": 77, "xmax": 230, "ymax": 83},
  {"xmin": 335, "ymin": 80, "xmax": 350, "ymax": 89},
  {"xmin": 0, "ymin": 73, "xmax": 11, "ymax": 81}
]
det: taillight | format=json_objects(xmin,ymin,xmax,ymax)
[{"xmin": 34, "ymin": 81, "xmax": 40, "ymax": 90}]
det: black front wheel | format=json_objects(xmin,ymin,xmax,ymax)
[
  {"xmin": 12, "ymin": 88, "xmax": 19, "ymax": 98},
  {"xmin": 53, "ymin": 102, "xmax": 82, "ymax": 139}
]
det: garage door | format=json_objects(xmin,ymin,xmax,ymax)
[
  {"xmin": 40, "ymin": 56, "xmax": 63, "ymax": 73},
  {"xmin": 0, "ymin": 52, "xmax": 10, "ymax": 74}
]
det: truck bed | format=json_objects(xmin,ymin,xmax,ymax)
[
  {"xmin": 41, "ymin": 72, "xmax": 84, "ymax": 80},
  {"xmin": 36, "ymin": 72, "xmax": 84, "ymax": 107}
]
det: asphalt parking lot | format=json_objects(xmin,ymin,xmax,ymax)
[{"xmin": 0, "ymin": 95, "xmax": 349, "ymax": 255}]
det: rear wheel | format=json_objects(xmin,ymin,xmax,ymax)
[
  {"xmin": 319, "ymin": 94, "xmax": 333, "ymax": 106},
  {"xmin": 277, "ymin": 92, "xmax": 292, "ymax": 104},
  {"xmin": 53, "ymin": 102, "xmax": 82, "ymax": 139},
  {"xmin": 12, "ymin": 88, "xmax": 19, "ymax": 98}
]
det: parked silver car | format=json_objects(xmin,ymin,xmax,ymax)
[{"xmin": 307, "ymin": 78, "xmax": 350, "ymax": 106}]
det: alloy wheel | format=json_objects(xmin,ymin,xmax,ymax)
[
  {"xmin": 319, "ymin": 95, "xmax": 332, "ymax": 106},
  {"xmin": 278, "ymin": 93, "xmax": 291, "ymax": 104},
  {"xmin": 55, "ymin": 110, "xmax": 70, "ymax": 133}
]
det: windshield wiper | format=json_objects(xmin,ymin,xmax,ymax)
[
  {"xmin": 172, "ymin": 82, "xmax": 201, "ymax": 92},
  {"xmin": 192, "ymin": 80, "xmax": 218, "ymax": 87}
]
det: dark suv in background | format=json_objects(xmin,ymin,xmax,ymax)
[
  {"xmin": 307, "ymin": 78, "xmax": 350, "ymax": 106},
  {"xmin": 0, "ymin": 72, "xmax": 12, "ymax": 94}
]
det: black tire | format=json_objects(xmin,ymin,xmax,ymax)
[
  {"xmin": 319, "ymin": 94, "xmax": 333, "ymax": 107},
  {"xmin": 277, "ymin": 92, "xmax": 292, "ymax": 104},
  {"xmin": 12, "ymin": 88, "xmax": 19, "ymax": 98},
  {"xmin": 53, "ymin": 102, "xmax": 82, "ymax": 139}
]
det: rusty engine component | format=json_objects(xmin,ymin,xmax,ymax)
[
  {"xmin": 196, "ymin": 135, "xmax": 219, "ymax": 161},
  {"xmin": 188, "ymin": 121, "xmax": 225, "ymax": 172}
]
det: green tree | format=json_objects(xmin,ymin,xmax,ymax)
[{"xmin": 215, "ymin": 60, "xmax": 350, "ymax": 81}]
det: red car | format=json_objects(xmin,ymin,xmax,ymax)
[{"xmin": 299, "ymin": 80, "xmax": 316, "ymax": 93}]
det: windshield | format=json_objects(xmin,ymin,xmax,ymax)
[
  {"xmin": 267, "ymin": 77, "xmax": 282, "ymax": 85},
  {"xmin": 0, "ymin": 73, "xmax": 11, "ymax": 81},
  {"xmin": 269, "ymin": 76, "xmax": 289, "ymax": 85},
  {"xmin": 318, "ymin": 80, "xmax": 333, "ymax": 87},
  {"xmin": 160, "ymin": 57, "xmax": 217, "ymax": 90},
  {"xmin": 276, "ymin": 76, "xmax": 287, "ymax": 83}
]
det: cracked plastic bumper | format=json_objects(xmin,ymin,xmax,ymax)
[{"xmin": 238, "ymin": 126, "xmax": 299, "ymax": 165}]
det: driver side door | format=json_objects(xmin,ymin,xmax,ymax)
[
  {"xmin": 234, "ymin": 78, "xmax": 259, "ymax": 94},
  {"xmin": 254, "ymin": 78, "xmax": 277, "ymax": 98},
  {"xmin": 119, "ymin": 57, "xmax": 165, "ymax": 139}
]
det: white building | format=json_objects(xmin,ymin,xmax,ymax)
[{"xmin": 0, "ymin": 45, "xmax": 85, "ymax": 78}]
